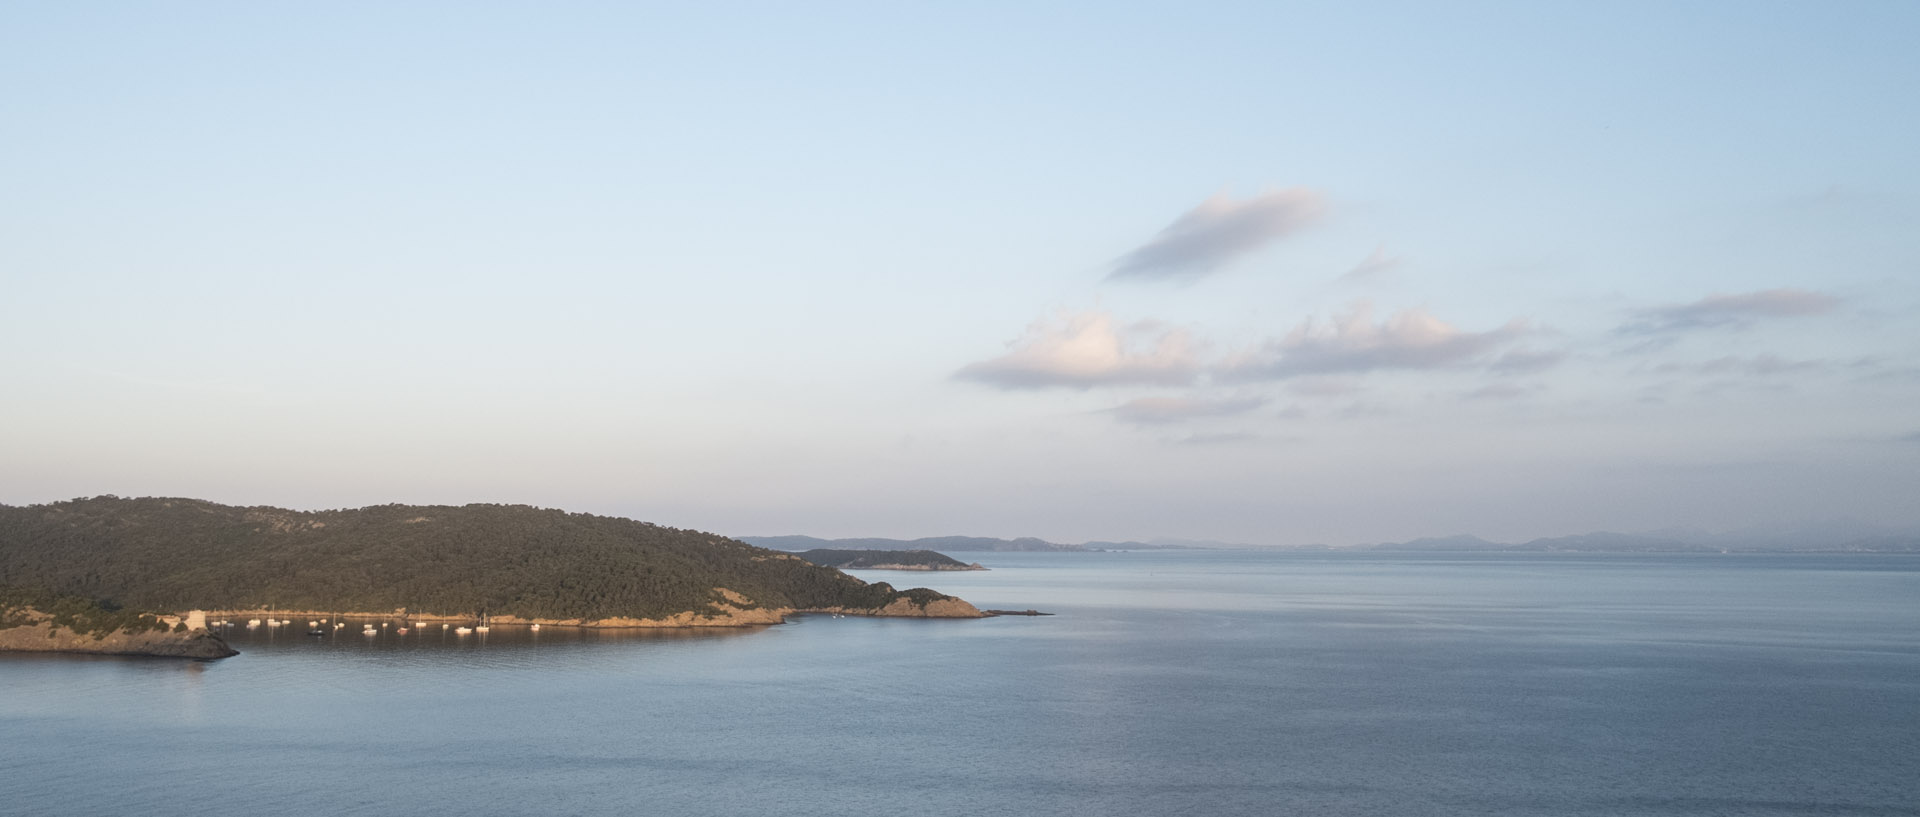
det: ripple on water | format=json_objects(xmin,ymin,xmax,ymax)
[{"xmin": 3, "ymin": 552, "xmax": 1916, "ymax": 817}]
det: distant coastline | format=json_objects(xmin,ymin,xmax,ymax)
[
  {"xmin": 797, "ymin": 548, "xmax": 987, "ymax": 571},
  {"xmin": 746, "ymin": 535, "xmax": 1089, "ymax": 553},
  {"xmin": 847, "ymin": 564, "xmax": 985, "ymax": 571}
]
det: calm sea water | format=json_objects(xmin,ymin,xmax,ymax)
[{"xmin": 2, "ymin": 551, "xmax": 1916, "ymax": 817}]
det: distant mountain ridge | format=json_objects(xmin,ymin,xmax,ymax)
[
  {"xmin": 746, "ymin": 523, "xmax": 1920, "ymax": 554},
  {"xmin": 742, "ymin": 534, "xmax": 1255, "ymax": 552},
  {"xmin": 1368, "ymin": 526, "xmax": 1920, "ymax": 553}
]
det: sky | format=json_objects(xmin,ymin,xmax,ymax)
[{"xmin": 3, "ymin": 2, "xmax": 1918, "ymax": 545}]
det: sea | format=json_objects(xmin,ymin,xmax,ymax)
[{"xmin": 2, "ymin": 550, "xmax": 1916, "ymax": 817}]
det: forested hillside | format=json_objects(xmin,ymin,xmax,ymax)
[{"xmin": 0, "ymin": 497, "xmax": 971, "ymax": 621}]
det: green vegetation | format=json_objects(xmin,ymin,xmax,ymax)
[
  {"xmin": 0, "ymin": 496, "xmax": 969, "ymax": 621},
  {"xmin": 798, "ymin": 549, "xmax": 981, "ymax": 570},
  {"xmin": 0, "ymin": 585, "xmax": 173, "ymax": 640}
]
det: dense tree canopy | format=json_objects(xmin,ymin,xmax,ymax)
[{"xmin": 0, "ymin": 585, "xmax": 176, "ymax": 638}]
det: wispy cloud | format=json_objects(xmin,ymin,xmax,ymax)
[
  {"xmin": 1619, "ymin": 288, "xmax": 1839, "ymax": 334},
  {"xmin": 1692, "ymin": 379, "xmax": 1796, "ymax": 397},
  {"xmin": 1342, "ymin": 245, "xmax": 1400, "ymax": 280},
  {"xmin": 1108, "ymin": 189, "xmax": 1324, "ymax": 281},
  {"xmin": 1108, "ymin": 395, "xmax": 1265, "ymax": 425},
  {"xmin": 1221, "ymin": 301, "xmax": 1531, "ymax": 380},
  {"xmin": 1285, "ymin": 376, "xmax": 1366, "ymax": 398},
  {"xmin": 1859, "ymin": 365, "xmax": 1920, "ymax": 383},
  {"xmin": 1652, "ymin": 355, "xmax": 1825, "ymax": 377},
  {"xmin": 1489, "ymin": 348, "xmax": 1567, "ymax": 375},
  {"xmin": 1176, "ymin": 431, "xmax": 1262, "ymax": 446},
  {"xmin": 1461, "ymin": 382, "xmax": 1536, "ymax": 401},
  {"xmin": 955, "ymin": 311, "xmax": 1201, "ymax": 389},
  {"xmin": 1337, "ymin": 402, "xmax": 1396, "ymax": 419}
]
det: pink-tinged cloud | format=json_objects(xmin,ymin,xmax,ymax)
[
  {"xmin": 1108, "ymin": 189, "xmax": 1324, "ymax": 281},
  {"xmin": 1620, "ymin": 288, "xmax": 1840, "ymax": 334},
  {"xmin": 955, "ymin": 311, "xmax": 1201, "ymax": 389},
  {"xmin": 1221, "ymin": 301, "xmax": 1532, "ymax": 380},
  {"xmin": 1107, "ymin": 395, "xmax": 1266, "ymax": 425}
]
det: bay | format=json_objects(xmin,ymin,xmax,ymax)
[{"xmin": 2, "ymin": 551, "xmax": 1916, "ymax": 816}]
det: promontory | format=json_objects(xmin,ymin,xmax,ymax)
[{"xmin": 0, "ymin": 496, "xmax": 986, "ymax": 657}]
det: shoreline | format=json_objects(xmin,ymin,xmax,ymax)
[
  {"xmin": 1, "ymin": 599, "xmax": 1013, "ymax": 659},
  {"xmin": 202, "ymin": 599, "xmax": 988, "ymax": 629}
]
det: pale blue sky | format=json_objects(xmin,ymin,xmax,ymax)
[{"xmin": 4, "ymin": 2, "xmax": 1917, "ymax": 544}]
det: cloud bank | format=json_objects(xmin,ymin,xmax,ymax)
[
  {"xmin": 1620, "ymin": 288, "xmax": 1839, "ymax": 334},
  {"xmin": 955, "ymin": 311, "xmax": 1200, "ymax": 389},
  {"xmin": 1222, "ymin": 302, "xmax": 1533, "ymax": 380},
  {"xmin": 1108, "ymin": 189, "xmax": 1324, "ymax": 281}
]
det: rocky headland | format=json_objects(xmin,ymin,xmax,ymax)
[{"xmin": 0, "ymin": 604, "xmax": 237, "ymax": 659}]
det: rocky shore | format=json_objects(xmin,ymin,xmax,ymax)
[
  {"xmin": 0, "ymin": 612, "xmax": 237, "ymax": 659},
  {"xmin": 0, "ymin": 592, "xmax": 990, "ymax": 661}
]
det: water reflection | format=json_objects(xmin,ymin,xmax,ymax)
[{"xmin": 5, "ymin": 552, "xmax": 1916, "ymax": 817}]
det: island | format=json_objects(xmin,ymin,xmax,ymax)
[
  {"xmin": 797, "ymin": 549, "xmax": 986, "ymax": 571},
  {"xmin": 0, "ymin": 496, "xmax": 990, "ymax": 658}
]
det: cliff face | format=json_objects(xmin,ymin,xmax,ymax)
[{"xmin": 0, "ymin": 612, "xmax": 237, "ymax": 659}]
